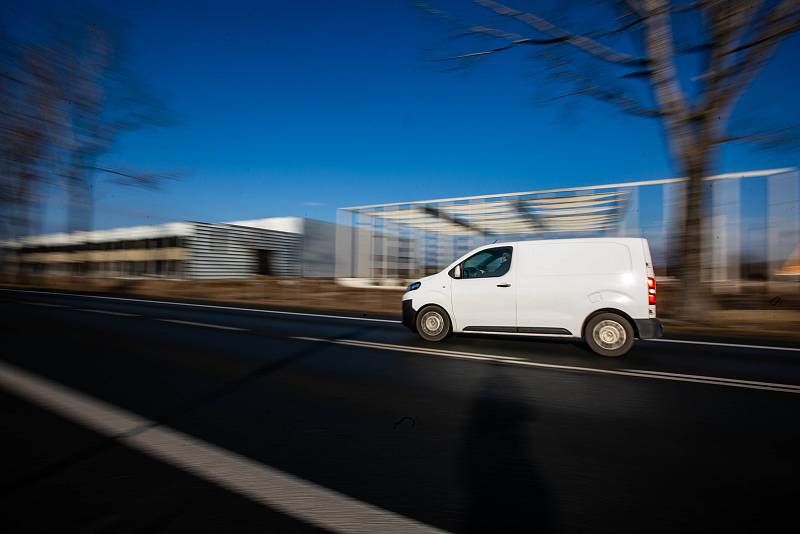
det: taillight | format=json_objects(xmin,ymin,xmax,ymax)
[{"xmin": 647, "ymin": 276, "xmax": 656, "ymax": 305}]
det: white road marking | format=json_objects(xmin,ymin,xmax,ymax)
[
  {"xmin": 648, "ymin": 338, "xmax": 800, "ymax": 353},
  {"xmin": 622, "ymin": 368, "xmax": 800, "ymax": 390},
  {"xmin": 0, "ymin": 288, "xmax": 400, "ymax": 324},
  {"xmin": 0, "ymin": 361, "xmax": 446, "ymax": 534},
  {"xmin": 21, "ymin": 301, "xmax": 68, "ymax": 308},
  {"xmin": 157, "ymin": 319, "xmax": 247, "ymax": 331},
  {"xmin": 293, "ymin": 337, "xmax": 528, "ymax": 364},
  {"xmin": 3, "ymin": 288, "xmax": 799, "ymax": 352},
  {"xmin": 76, "ymin": 308, "xmax": 140, "ymax": 317},
  {"xmin": 294, "ymin": 337, "xmax": 800, "ymax": 395}
]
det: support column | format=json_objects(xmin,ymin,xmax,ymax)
[
  {"xmin": 768, "ymin": 170, "xmax": 800, "ymax": 292},
  {"xmin": 618, "ymin": 187, "xmax": 640, "ymax": 237},
  {"xmin": 383, "ymin": 219, "xmax": 391, "ymax": 279},
  {"xmin": 354, "ymin": 213, "xmax": 372, "ymax": 278},
  {"xmin": 335, "ymin": 209, "xmax": 353, "ymax": 278},
  {"xmin": 711, "ymin": 178, "xmax": 741, "ymax": 291},
  {"xmin": 662, "ymin": 181, "xmax": 686, "ymax": 278}
]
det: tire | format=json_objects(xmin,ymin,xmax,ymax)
[
  {"xmin": 585, "ymin": 312, "xmax": 634, "ymax": 357},
  {"xmin": 416, "ymin": 305, "xmax": 451, "ymax": 342}
]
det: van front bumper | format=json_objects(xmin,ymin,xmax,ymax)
[
  {"xmin": 402, "ymin": 299, "xmax": 417, "ymax": 331},
  {"xmin": 635, "ymin": 318, "xmax": 663, "ymax": 339}
]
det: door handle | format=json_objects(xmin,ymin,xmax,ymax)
[{"xmin": 496, "ymin": 283, "xmax": 511, "ymax": 288}]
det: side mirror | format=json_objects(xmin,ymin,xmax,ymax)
[{"xmin": 452, "ymin": 264, "xmax": 462, "ymax": 279}]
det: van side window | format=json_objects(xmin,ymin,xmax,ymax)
[{"xmin": 461, "ymin": 246, "xmax": 512, "ymax": 279}]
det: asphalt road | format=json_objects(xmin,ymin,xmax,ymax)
[{"xmin": 1, "ymin": 288, "xmax": 799, "ymax": 533}]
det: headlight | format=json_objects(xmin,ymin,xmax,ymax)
[{"xmin": 406, "ymin": 281, "xmax": 421, "ymax": 292}]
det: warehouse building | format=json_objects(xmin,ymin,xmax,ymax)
[{"xmin": 3, "ymin": 217, "xmax": 336, "ymax": 279}]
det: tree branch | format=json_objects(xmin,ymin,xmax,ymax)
[
  {"xmin": 640, "ymin": 0, "xmax": 691, "ymax": 157},
  {"xmin": 545, "ymin": 60, "xmax": 667, "ymax": 118},
  {"xmin": 715, "ymin": 126, "xmax": 800, "ymax": 149},
  {"xmin": 472, "ymin": 0, "xmax": 651, "ymax": 66},
  {"xmin": 85, "ymin": 164, "xmax": 180, "ymax": 190},
  {"xmin": 725, "ymin": 16, "xmax": 800, "ymax": 56},
  {"xmin": 699, "ymin": 1, "xmax": 755, "ymax": 123},
  {"xmin": 421, "ymin": 1, "xmax": 642, "ymax": 63},
  {"xmin": 435, "ymin": 35, "xmax": 571, "ymax": 61},
  {"xmin": 714, "ymin": 0, "xmax": 800, "ymax": 115},
  {"xmin": 588, "ymin": 14, "xmax": 646, "ymax": 38},
  {"xmin": 624, "ymin": 0, "xmax": 645, "ymax": 17}
]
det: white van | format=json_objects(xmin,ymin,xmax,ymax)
[{"xmin": 402, "ymin": 238, "xmax": 662, "ymax": 357}]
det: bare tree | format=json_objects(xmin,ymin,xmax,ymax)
[
  {"xmin": 1, "ymin": 14, "xmax": 177, "ymax": 242},
  {"xmin": 56, "ymin": 16, "xmax": 176, "ymax": 233},
  {"xmin": 0, "ymin": 36, "xmax": 63, "ymax": 240},
  {"xmin": 419, "ymin": 0, "xmax": 800, "ymax": 318}
]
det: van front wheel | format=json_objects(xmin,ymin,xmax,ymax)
[
  {"xmin": 416, "ymin": 305, "xmax": 451, "ymax": 342},
  {"xmin": 585, "ymin": 313, "xmax": 634, "ymax": 357}
]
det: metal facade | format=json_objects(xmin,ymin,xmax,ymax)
[{"xmin": 185, "ymin": 223, "xmax": 302, "ymax": 279}]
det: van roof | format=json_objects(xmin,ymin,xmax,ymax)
[{"xmin": 479, "ymin": 237, "xmax": 647, "ymax": 248}]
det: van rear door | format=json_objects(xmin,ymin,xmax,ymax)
[
  {"xmin": 641, "ymin": 238, "xmax": 657, "ymax": 315},
  {"xmin": 641, "ymin": 238, "xmax": 655, "ymax": 277}
]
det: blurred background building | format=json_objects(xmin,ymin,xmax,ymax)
[
  {"xmin": 2, "ymin": 217, "xmax": 335, "ymax": 279},
  {"xmin": 336, "ymin": 168, "xmax": 799, "ymax": 290},
  {"xmin": 3, "ymin": 168, "xmax": 798, "ymax": 289}
]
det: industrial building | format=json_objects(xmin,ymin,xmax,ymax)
[{"xmin": 2, "ymin": 217, "xmax": 335, "ymax": 279}]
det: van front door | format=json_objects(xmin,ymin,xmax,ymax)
[{"xmin": 450, "ymin": 246, "xmax": 516, "ymax": 332}]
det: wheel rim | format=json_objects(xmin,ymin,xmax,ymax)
[
  {"xmin": 592, "ymin": 320, "xmax": 626, "ymax": 351},
  {"xmin": 420, "ymin": 311, "xmax": 445, "ymax": 337}
]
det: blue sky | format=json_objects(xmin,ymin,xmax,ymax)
[{"xmin": 4, "ymin": 0, "xmax": 798, "ymax": 231}]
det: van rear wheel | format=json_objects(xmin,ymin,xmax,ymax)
[
  {"xmin": 585, "ymin": 313, "xmax": 634, "ymax": 357},
  {"xmin": 416, "ymin": 305, "xmax": 451, "ymax": 342}
]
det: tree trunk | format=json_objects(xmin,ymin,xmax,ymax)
[
  {"xmin": 678, "ymin": 149, "xmax": 711, "ymax": 321},
  {"xmin": 66, "ymin": 152, "xmax": 93, "ymax": 233},
  {"xmin": 12, "ymin": 168, "xmax": 34, "ymax": 239}
]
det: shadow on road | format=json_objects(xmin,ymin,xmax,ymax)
[
  {"xmin": 1, "ymin": 326, "xmax": 369, "ymax": 496},
  {"xmin": 460, "ymin": 364, "xmax": 555, "ymax": 533}
]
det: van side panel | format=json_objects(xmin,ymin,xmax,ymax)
[
  {"xmin": 524, "ymin": 242, "xmax": 632, "ymax": 276},
  {"xmin": 515, "ymin": 239, "xmax": 649, "ymax": 336}
]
